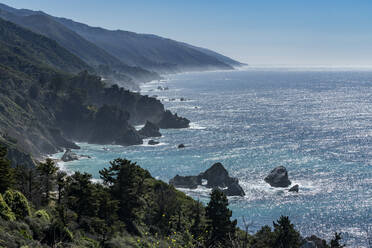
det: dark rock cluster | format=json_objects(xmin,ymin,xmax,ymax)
[
  {"xmin": 138, "ymin": 121, "xmax": 161, "ymax": 138},
  {"xmin": 169, "ymin": 162, "xmax": 245, "ymax": 196}
]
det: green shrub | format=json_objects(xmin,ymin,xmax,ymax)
[
  {"xmin": 34, "ymin": 209, "xmax": 50, "ymax": 221},
  {"xmin": 0, "ymin": 193, "xmax": 15, "ymax": 221},
  {"xmin": 3, "ymin": 189, "xmax": 31, "ymax": 220}
]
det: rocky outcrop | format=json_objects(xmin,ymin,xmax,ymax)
[
  {"xmin": 289, "ymin": 184, "xmax": 299, "ymax": 193},
  {"xmin": 157, "ymin": 110, "xmax": 190, "ymax": 129},
  {"xmin": 61, "ymin": 149, "xmax": 79, "ymax": 162},
  {"xmin": 148, "ymin": 140, "xmax": 159, "ymax": 145},
  {"xmin": 169, "ymin": 175, "xmax": 201, "ymax": 189},
  {"xmin": 138, "ymin": 121, "xmax": 161, "ymax": 138},
  {"xmin": 169, "ymin": 162, "xmax": 245, "ymax": 196},
  {"xmin": 301, "ymin": 236, "xmax": 328, "ymax": 248},
  {"xmin": 223, "ymin": 180, "xmax": 245, "ymax": 197},
  {"xmin": 264, "ymin": 166, "xmax": 291, "ymax": 187}
]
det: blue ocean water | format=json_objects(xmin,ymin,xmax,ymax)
[{"xmin": 54, "ymin": 68, "xmax": 372, "ymax": 247}]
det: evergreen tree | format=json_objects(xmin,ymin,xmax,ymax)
[
  {"xmin": 37, "ymin": 158, "xmax": 58, "ymax": 205},
  {"xmin": 0, "ymin": 146, "xmax": 14, "ymax": 193},
  {"xmin": 273, "ymin": 216, "xmax": 301, "ymax": 248},
  {"xmin": 205, "ymin": 188, "xmax": 237, "ymax": 247},
  {"xmin": 99, "ymin": 158, "xmax": 151, "ymax": 234},
  {"xmin": 65, "ymin": 172, "xmax": 99, "ymax": 223}
]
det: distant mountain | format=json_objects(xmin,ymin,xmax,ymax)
[
  {"xmin": 0, "ymin": 16, "xmax": 90, "ymax": 74},
  {"xmin": 0, "ymin": 6, "xmax": 159, "ymax": 89},
  {"xmin": 54, "ymin": 17, "xmax": 238, "ymax": 73},
  {"xmin": 0, "ymin": 3, "xmax": 243, "ymax": 76}
]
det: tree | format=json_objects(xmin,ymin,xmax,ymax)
[
  {"xmin": 99, "ymin": 158, "xmax": 151, "ymax": 234},
  {"xmin": 273, "ymin": 216, "xmax": 301, "ymax": 248},
  {"xmin": 330, "ymin": 232, "xmax": 344, "ymax": 248},
  {"xmin": 205, "ymin": 188, "xmax": 237, "ymax": 247},
  {"xmin": 14, "ymin": 164, "xmax": 42, "ymax": 205},
  {"xmin": 65, "ymin": 172, "xmax": 99, "ymax": 223},
  {"xmin": 3, "ymin": 189, "xmax": 30, "ymax": 220},
  {"xmin": 0, "ymin": 146, "xmax": 14, "ymax": 193},
  {"xmin": 56, "ymin": 171, "xmax": 67, "ymax": 205},
  {"xmin": 37, "ymin": 158, "xmax": 58, "ymax": 205}
]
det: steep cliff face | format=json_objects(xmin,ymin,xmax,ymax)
[{"xmin": 0, "ymin": 18, "xmax": 189, "ymax": 165}]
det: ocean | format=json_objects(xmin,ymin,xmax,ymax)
[{"xmin": 53, "ymin": 67, "xmax": 372, "ymax": 247}]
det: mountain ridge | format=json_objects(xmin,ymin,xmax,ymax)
[{"xmin": 0, "ymin": 3, "xmax": 243, "ymax": 78}]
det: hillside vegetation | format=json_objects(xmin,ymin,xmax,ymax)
[{"xmin": 0, "ymin": 147, "xmax": 344, "ymax": 248}]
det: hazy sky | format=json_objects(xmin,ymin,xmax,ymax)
[{"xmin": 2, "ymin": 0, "xmax": 372, "ymax": 65}]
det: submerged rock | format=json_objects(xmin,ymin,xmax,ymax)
[
  {"xmin": 138, "ymin": 121, "xmax": 162, "ymax": 138},
  {"xmin": 61, "ymin": 149, "xmax": 79, "ymax": 162},
  {"xmin": 148, "ymin": 140, "xmax": 159, "ymax": 145},
  {"xmin": 264, "ymin": 166, "xmax": 291, "ymax": 187},
  {"xmin": 289, "ymin": 184, "xmax": 299, "ymax": 193},
  {"xmin": 169, "ymin": 162, "xmax": 245, "ymax": 196}
]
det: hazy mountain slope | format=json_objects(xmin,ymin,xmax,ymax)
[
  {"xmin": 182, "ymin": 43, "xmax": 245, "ymax": 67},
  {"xmin": 0, "ymin": 3, "xmax": 242, "ymax": 75},
  {"xmin": 0, "ymin": 16, "xmax": 90, "ymax": 73},
  {"xmin": 55, "ymin": 17, "xmax": 235, "ymax": 73},
  {"xmin": 0, "ymin": 7, "xmax": 160, "ymax": 88},
  {"xmin": 0, "ymin": 17, "xmax": 188, "ymax": 161}
]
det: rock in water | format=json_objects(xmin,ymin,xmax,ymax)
[
  {"xmin": 178, "ymin": 144, "xmax": 186, "ymax": 149},
  {"xmin": 223, "ymin": 180, "xmax": 245, "ymax": 197},
  {"xmin": 201, "ymin": 162, "xmax": 231, "ymax": 188},
  {"xmin": 169, "ymin": 162, "xmax": 245, "ymax": 196},
  {"xmin": 300, "ymin": 240, "xmax": 316, "ymax": 248},
  {"xmin": 169, "ymin": 175, "xmax": 201, "ymax": 189},
  {"xmin": 264, "ymin": 166, "xmax": 291, "ymax": 187},
  {"xmin": 157, "ymin": 110, "xmax": 190, "ymax": 129},
  {"xmin": 61, "ymin": 149, "xmax": 79, "ymax": 162},
  {"xmin": 138, "ymin": 121, "xmax": 161, "ymax": 138},
  {"xmin": 148, "ymin": 140, "xmax": 159, "ymax": 145},
  {"xmin": 289, "ymin": 184, "xmax": 299, "ymax": 193}
]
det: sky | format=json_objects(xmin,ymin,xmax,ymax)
[{"xmin": 2, "ymin": 0, "xmax": 372, "ymax": 66}]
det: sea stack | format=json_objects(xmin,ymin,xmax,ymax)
[
  {"xmin": 264, "ymin": 166, "xmax": 291, "ymax": 187},
  {"xmin": 169, "ymin": 162, "xmax": 245, "ymax": 196}
]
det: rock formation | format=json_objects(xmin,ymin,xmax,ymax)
[
  {"xmin": 61, "ymin": 149, "xmax": 79, "ymax": 162},
  {"xmin": 169, "ymin": 162, "xmax": 245, "ymax": 196},
  {"xmin": 138, "ymin": 121, "xmax": 161, "ymax": 138},
  {"xmin": 148, "ymin": 140, "xmax": 159, "ymax": 145},
  {"xmin": 264, "ymin": 166, "xmax": 291, "ymax": 187},
  {"xmin": 289, "ymin": 184, "xmax": 299, "ymax": 193},
  {"xmin": 157, "ymin": 110, "xmax": 190, "ymax": 129}
]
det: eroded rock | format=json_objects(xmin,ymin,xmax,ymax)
[
  {"xmin": 264, "ymin": 166, "xmax": 291, "ymax": 187},
  {"xmin": 169, "ymin": 162, "xmax": 245, "ymax": 196}
]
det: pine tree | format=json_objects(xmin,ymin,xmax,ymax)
[
  {"xmin": 0, "ymin": 146, "xmax": 14, "ymax": 193},
  {"xmin": 37, "ymin": 158, "xmax": 58, "ymax": 205},
  {"xmin": 65, "ymin": 172, "xmax": 99, "ymax": 223},
  {"xmin": 99, "ymin": 158, "xmax": 151, "ymax": 234},
  {"xmin": 273, "ymin": 216, "xmax": 301, "ymax": 248},
  {"xmin": 205, "ymin": 188, "xmax": 237, "ymax": 247}
]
